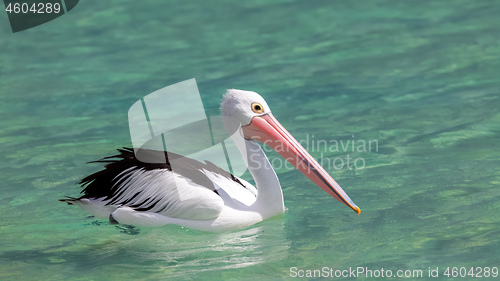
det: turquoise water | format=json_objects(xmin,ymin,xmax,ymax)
[{"xmin": 1, "ymin": 1, "xmax": 500, "ymax": 280}]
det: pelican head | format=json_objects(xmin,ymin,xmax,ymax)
[
  {"xmin": 221, "ymin": 89, "xmax": 271, "ymax": 125},
  {"xmin": 221, "ymin": 89, "xmax": 361, "ymax": 215}
]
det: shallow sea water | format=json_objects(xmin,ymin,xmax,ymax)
[{"xmin": 1, "ymin": 1, "xmax": 499, "ymax": 280}]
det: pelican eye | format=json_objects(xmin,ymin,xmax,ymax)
[{"xmin": 251, "ymin": 102, "xmax": 264, "ymax": 114}]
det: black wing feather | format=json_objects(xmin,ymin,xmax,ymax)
[{"xmin": 63, "ymin": 147, "xmax": 247, "ymax": 207}]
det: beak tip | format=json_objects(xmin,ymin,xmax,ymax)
[{"xmin": 355, "ymin": 206, "xmax": 361, "ymax": 215}]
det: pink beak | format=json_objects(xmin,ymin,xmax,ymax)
[{"xmin": 241, "ymin": 113, "xmax": 361, "ymax": 215}]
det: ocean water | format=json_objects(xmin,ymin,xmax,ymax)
[{"xmin": 1, "ymin": 1, "xmax": 499, "ymax": 280}]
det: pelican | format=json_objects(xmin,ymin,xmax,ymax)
[{"xmin": 61, "ymin": 90, "xmax": 360, "ymax": 232}]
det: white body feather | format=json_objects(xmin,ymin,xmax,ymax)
[{"xmin": 73, "ymin": 139, "xmax": 284, "ymax": 232}]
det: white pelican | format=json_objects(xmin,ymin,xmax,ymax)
[{"xmin": 61, "ymin": 90, "xmax": 360, "ymax": 232}]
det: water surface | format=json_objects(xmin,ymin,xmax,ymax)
[{"xmin": 1, "ymin": 1, "xmax": 499, "ymax": 280}]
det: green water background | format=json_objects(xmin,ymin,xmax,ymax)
[{"xmin": 1, "ymin": 0, "xmax": 499, "ymax": 280}]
